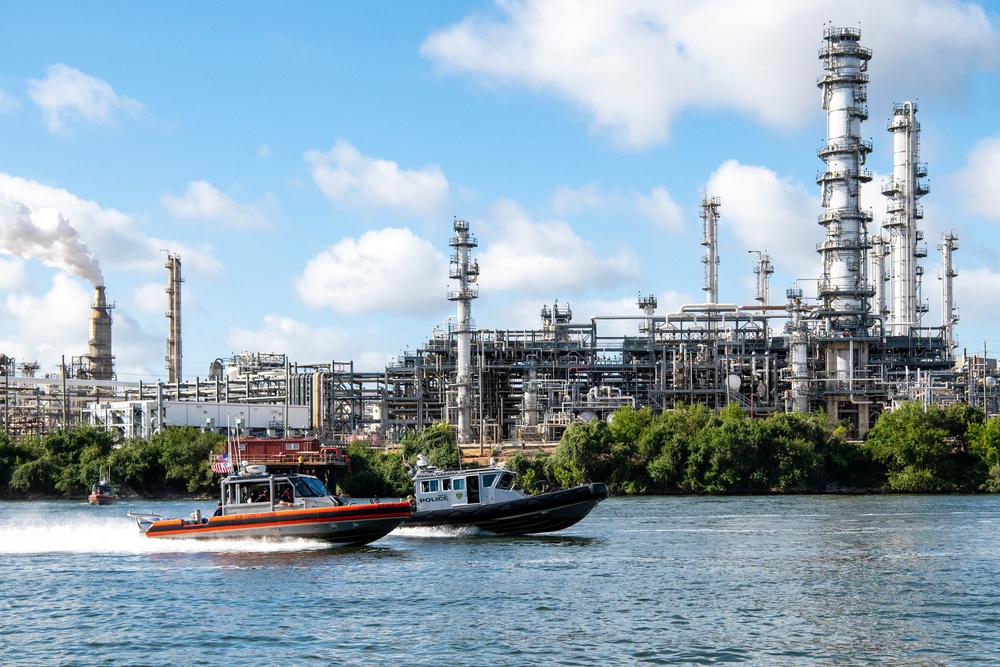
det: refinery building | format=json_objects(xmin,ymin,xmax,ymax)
[{"xmin": 1, "ymin": 27, "xmax": 992, "ymax": 446}]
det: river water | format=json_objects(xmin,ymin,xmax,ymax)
[{"xmin": 2, "ymin": 495, "xmax": 999, "ymax": 666}]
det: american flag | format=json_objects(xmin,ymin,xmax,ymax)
[{"xmin": 211, "ymin": 453, "xmax": 232, "ymax": 474}]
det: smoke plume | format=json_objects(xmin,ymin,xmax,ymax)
[{"xmin": 0, "ymin": 196, "xmax": 103, "ymax": 286}]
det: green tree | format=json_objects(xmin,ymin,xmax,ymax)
[
  {"xmin": 150, "ymin": 426, "xmax": 223, "ymax": 494},
  {"xmin": 338, "ymin": 441, "xmax": 411, "ymax": 499},
  {"xmin": 505, "ymin": 451, "xmax": 551, "ymax": 492},
  {"xmin": 57, "ymin": 425, "xmax": 118, "ymax": 494},
  {"xmin": 548, "ymin": 418, "xmax": 613, "ymax": 489},
  {"xmin": 968, "ymin": 415, "xmax": 1000, "ymax": 491},
  {"xmin": 864, "ymin": 402, "xmax": 957, "ymax": 492},
  {"xmin": 682, "ymin": 404, "xmax": 753, "ymax": 493},
  {"xmin": 759, "ymin": 412, "xmax": 825, "ymax": 491},
  {"xmin": 642, "ymin": 404, "xmax": 711, "ymax": 492},
  {"xmin": 604, "ymin": 406, "xmax": 655, "ymax": 494},
  {"xmin": 400, "ymin": 422, "xmax": 459, "ymax": 469},
  {"xmin": 6, "ymin": 425, "xmax": 118, "ymax": 496},
  {"xmin": 109, "ymin": 437, "xmax": 168, "ymax": 495},
  {"xmin": 9, "ymin": 455, "xmax": 59, "ymax": 494},
  {"xmin": 0, "ymin": 431, "xmax": 34, "ymax": 490}
]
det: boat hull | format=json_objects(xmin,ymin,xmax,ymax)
[
  {"xmin": 406, "ymin": 482, "xmax": 609, "ymax": 535},
  {"xmin": 142, "ymin": 502, "xmax": 411, "ymax": 546},
  {"xmin": 88, "ymin": 494, "xmax": 117, "ymax": 506}
]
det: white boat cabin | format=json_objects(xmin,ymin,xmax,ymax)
[
  {"xmin": 411, "ymin": 459, "xmax": 526, "ymax": 511},
  {"xmin": 218, "ymin": 466, "xmax": 345, "ymax": 515}
]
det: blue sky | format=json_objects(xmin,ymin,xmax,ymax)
[{"xmin": 1, "ymin": 0, "xmax": 999, "ymax": 381}]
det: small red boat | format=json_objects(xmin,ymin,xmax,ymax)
[{"xmin": 88, "ymin": 476, "xmax": 117, "ymax": 506}]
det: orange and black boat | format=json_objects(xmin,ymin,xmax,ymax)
[{"xmin": 128, "ymin": 466, "xmax": 411, "ymax": 546}]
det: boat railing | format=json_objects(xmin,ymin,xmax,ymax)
[{"xmin": 126, "ymin": 510, "xmax": 166, "ymax": 532}]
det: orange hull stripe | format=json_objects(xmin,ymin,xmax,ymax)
[{"xmin": 145, "ymin": 506, "xmax": 411, "ymax": 538}]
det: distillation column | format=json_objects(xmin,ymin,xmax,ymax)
[
  {"xmin": 870, "ymin": 236, "xmax": 888, "ymax": 320},
  {"xmin": 638, "ymin": 293, "xmax": 658, "ymax": 336},
  {"xmin": 751, "ymin": 251, "xmax": 773, "ymax": 311},
  {"xmin": 448, "ymin": 219, "xmax": 479, "ymax": 444},
  {"xmin": 816, "ymin": 26, "xmax": 874, "ymax": 432},
  {"xmin": 165, "ymin": 253, "xmax": 183, "ymax": 383},
  {"xmin": 940, "ymin": 232, "xmax": 959, "ymax": 352},
  {"xmin": 817, "ymin": 26, "xmax": 873, "ymax": 332},
  {"xmin": 786, "ymin": 286, "xmax": 810, "ymax": 413},
  {"xmin": 882, "ymin": 102, "xmax": 930, "ymax": 336},
  {"xmin": 700, "ymin": 195, "xmax": 720, "ymax": 305}
]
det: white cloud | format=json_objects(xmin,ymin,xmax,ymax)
[
  {"xmin": 295, "ymin": 227, "xmax": 449, "ymax": 316},
  {"xmin": 0, "ymin": 173, "xmax": 221, "ymax": 279},
  {"xmin": 954, "ymin": 137, "xmax": 1000, "ymax": 220},
  {"xmin": 705, "ymin": 159, "xmax": 820, "ymax": 278},
  {"xmin": 131, "ymin": 282, "xmax": 168, "ymax": 316},
  {"xmin": 0, "ymin": 87, "xmax": 19, "ymax": 114},
  {"xmin": 305, "ymin": 139, "xmax": 449, "ymax": 219},
  {"xmin": 162, "ymin": 180, "xmax": 274, "ymax": 230},
  {"xmin": 227, "ymin": 314, "xmax": 351, "ymax": 363},
  {"xmin": 106, "ymin": 308, "xmax": 165, "ymax": 380},
  {"xmin": 0, "ymin": 273, "xmax": 92, "ymax": 370},
  {"xmin": 550, "ymin": 183, "xmax": 606, "ymax": 215},
  {"xmin": 953, "ymin": 266, "xmax": 1000, "ymax": 347},
  {"xmin": 27, "ymin": 64, "xmax": 143, "ymax": 133},
  {"xmin": 635, "ymin": 186, "xmax": 684, "ymax": 233},
  {"xmin": 226, "ymin": 315, "xmax": 399, "ymax": 372},
  {"xmin": 422, "ymin": 0, "xmax": 1000, "ymax": 148},
  {"xmin": 0, "ymin": 256, "xmax": 29, "ymax": 290},
  {"xmin": 477, "ymin": 199, "xmax": 639, "ymax": 293},
  {"xmin": 549, "ymin": 183, "xmax": 685, "ymax": 234}
]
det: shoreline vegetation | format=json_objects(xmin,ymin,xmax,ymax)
[{"xmin": 3, "ymin": 401, "xmax": 1000, "ymax": 501}]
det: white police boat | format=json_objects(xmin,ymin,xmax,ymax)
[{"xmin": 404, "ymin": 455, "xmax": 608, "ymax": 535}]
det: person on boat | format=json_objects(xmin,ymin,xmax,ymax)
[
  {"xmin": 254, "ymin": 490, "xmax": 269, "ymax": 503},
  {"xmin": 278, "ymin": 488, "xmax": 293, "ymax": 505},
  {"xmin": 213, "ymin": 501, "xmax": 223, "ymax": 516}
]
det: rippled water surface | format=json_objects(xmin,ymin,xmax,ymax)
[{"xmin": 3, "ymin": 495, "xmax": 1000, "ymax": 666}]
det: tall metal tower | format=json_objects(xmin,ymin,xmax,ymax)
[
  {"xmin": 786, "ymin": 286, "xmax": 810, "ymax": 413},
  {"xmin": 870, "ymin": 236, "xmax": 888, "ymax": 319},
  {"xmin": 700, "ymin": 195, "xmax": 721, "ymax": 305},
  {"xmin": 638, "ymin": 293, "xmax": 658, "ymax": 337},
  {"xmin": 87, "ymin": 285, "xmax": 114, "ymax": 381},
  {"xmin": 817, "ymin": 26, "xmax": 873, "ymax": 333},
  {"xmin": 165, "ymin": 253, "xmax": 183, "ymax": 383},
  {"xmin": 940, "ymin": 232, "xmax": 959, "ymax": 351},
  {"xmin": 817, "ymin": 26, "xmax": 875, "ymax": 433},
  {"xmin": 883, "ymin": 102, "xmax": 930, "ymax": 335},
  {"xmin": 750, "ymin": 251, "xmax": 774, "ymax": 311},
  {"xmin": 447, "ymin": 219, "xmax": 479, "ymax": 444}
]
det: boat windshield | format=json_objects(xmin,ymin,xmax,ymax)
[
  {"xmin": 290, "ymin": 476, "xmax": 330, "ymax": 498},
  {"xmin": 496, "ymin": 472, "xmax": 516, "ymax": 490},
  {"xmin": 481, "ymin": 473, "xmax": 498, "ymax": 488}
]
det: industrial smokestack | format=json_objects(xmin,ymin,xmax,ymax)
[
  {"xmin": 165, "ymin": 253, "xmax": 183, "ymax": 383},
  {"xmin": 87, "ymin": 285, "xmax": 114, "ymax": 381}
]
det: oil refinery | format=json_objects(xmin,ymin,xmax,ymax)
[{"xmin": 0, "ymin": 27, "xmax": 994, "ymax": 445}]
